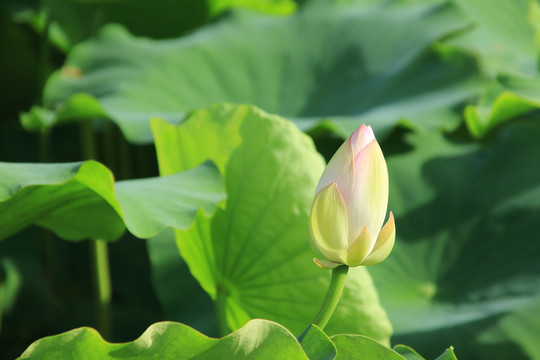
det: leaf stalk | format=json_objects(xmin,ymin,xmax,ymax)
[
  {"xmin": 216, "ymin": 284, "xmax": 229, "ymax": 337},
  {"xmin": 311, "ymin": 265, "xmax": 349, "ymax": 330},
  {"xmin": 92, "ymin": 239, "xmax": 112, "ymax": 339}
]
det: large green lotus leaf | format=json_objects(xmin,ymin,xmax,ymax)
[
  {"xmin": 368, "ymin": 119, "xmax": 540, "ymax": 358},
  {"xmin": 393, "ymin": 344, "xmax": 458, "ymax": 360},
  {"xmin": 393, "ymin": 345, "xmax": 427, "ymax": 360},
  {"xmin": 15, "ymin": 0, "xmax": 295, "ymax": 52},
  {"xmin": 0, "ymin": 160, "xmax": 224, "ymax": 241},
  {"xmin": 478, "ymin": 299, "xmax": 540, "ymax": 360},
  {"xmin": 17, "ymin": 319, "xmax": 310, "ymax": 359},
  {"xmin": 331, "ymin": 334, "xmax": 405, "ymax": 360},
  {"xmin": 434, "ymin": 348, "xmax": 458, "ymax": 360},
  {"xmin": 39, "ymin": 1, "xmax": 481, "ymax": 144},
  {"xmin": 465, "ymin": 73, "xmax": 540, "ymax": 138},
  {"xmin": 297, "ymin": 324, "xmax": 336, "ymax": 360},
  {"xmin": 447, "ymin": 0, "xmax": 539, "ymax": 76},
  {"xmin": 150, "ymin": 103, "xmax": 392, "ymax": 342},
  {"xmin": 496, "ymin": 300, "xmax": 540, "ymax": 360}
]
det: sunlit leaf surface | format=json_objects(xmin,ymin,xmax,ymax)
[
  {"xmin": 38, "ymin": 1, "xmax": 481, "ymax": 143},
  {"xmin": 447, "ymin": 0, "xmax": 539, "ymax": 76},
  {"xmin": 0, "ymin": 161, "xmax": 224, "ymax": 241},
  {"xmin": 18, "ymin": 319, "xmax": 309, "ymax": 360},
  {"xmin": 331, "ymin": 334, "xmax": 404, "ymax": 360},
  {"xmin": 151, "ymin": 103, "xmax": 392, "ymax": 342},
  {"xmin": 465, "ymin": 73, "xmax": 540, "ymax": 138}
]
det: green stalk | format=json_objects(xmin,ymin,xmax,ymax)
[
  {"xmin": 215, "ymin": 284, "xmax": 229, "ymax": 337},
  {"xmin": 39, "ymin": 129, "xmax": 55, "ymax": 287},
  {"xmin": 311, "ymin": 265, "xmax": 349, "ymax": 330},
  {"xmin": 81, "ymin": 119, "xmax": 113, "ymax": 339},
  {"xmin": 91, "ymin": 239, "xmax": 112, "ymax": 339},
  {"xmin": 42, "ymin": 226, "xmax": 54, "ymax": 288},
  {"xmin": 80, "ymin": 120, "xmax": 97, "ymax": 159},
  {"xmin": 37, "ymin": 4, "xmax": 55, "ymax": 288},
  {"xmin": 39, "ymin": 129, "xmax": 50, "ymax": 162}
]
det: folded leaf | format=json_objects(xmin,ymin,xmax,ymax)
[{"xmin": 0, "ymin": 161, "xmax": 225, "ymax": 241}]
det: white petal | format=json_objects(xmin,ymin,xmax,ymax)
[
  {"xmin": 348, "ymin": 140, "xmax": 389, "ymax": 248},
  {"xmin": 315, "ymin": 136, "xmax": 355, "ymax": 202}
]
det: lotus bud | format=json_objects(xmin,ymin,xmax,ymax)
[{"xmin": 309, "ymin": 124, "xmax": 395, "ymax": 269}]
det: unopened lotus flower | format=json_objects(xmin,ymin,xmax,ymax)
[{"xmin": 310, "ymin": 124, "xmax": 395, "ymax": 269}]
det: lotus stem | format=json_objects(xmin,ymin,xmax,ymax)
[
  {"xmin": 311, "ymin": 265, "xmax": 349, "ymax": 330},
  {"xmin": 81, "ymin": 119, "xmax": 112, "ymax": 339},
  {"xmin": 92, "ymin": 239, "xmax": 112, "ymax": 339},
  {"xmin": 216, "ymin": 284, "xmax": 229, "ymax": 337}
]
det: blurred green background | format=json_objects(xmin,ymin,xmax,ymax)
[{"xmin": 2, "ymin": 0, "xmax": 540, "ymax": 359}]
